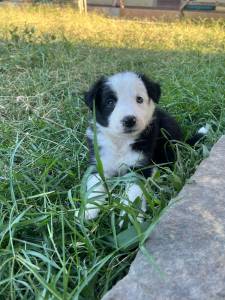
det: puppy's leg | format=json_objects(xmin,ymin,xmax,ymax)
[
  {"xmin": 126, "ymin": 183, "xmax": 146, "ymax": 213},
  {"xmin": 85, "ymin": 173, "xmax": 106, "ymax": 220},
  {"xmin": 119, "ymin": 182, "xmax": 146, "ymax": 227}
]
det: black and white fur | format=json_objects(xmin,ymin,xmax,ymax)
[{"xmin": 84, "ymin": 71, "xmax": 208, "ymax": 220}]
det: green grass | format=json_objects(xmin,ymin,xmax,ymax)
[{"xmin": 0, "ymin": 4, "xmax": 225, "ymax": 299}]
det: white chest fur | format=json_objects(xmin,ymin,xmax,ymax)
[{"xmin": 87, "ymin": 127, "xmax": 144, "ymax": 178}]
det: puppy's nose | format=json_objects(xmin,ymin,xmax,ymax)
[{"xmin": 122, "ymin": 115, "xmax": 137, "ymax": 128}]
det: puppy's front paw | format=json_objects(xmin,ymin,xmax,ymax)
[
  {"xmin": 84, "ymin": 173, "xmax": 106, "ymax": 220},
  {"xmin": 119, "ymin": 183, "xmax": 147, "ymax": 227},
  {"xmin": 118, "ymin": 209, "xmax": 145, "ymax": 228},
  {"xmin": 84, "ymin": 205, "xmax": 100, "ymax": 220}
]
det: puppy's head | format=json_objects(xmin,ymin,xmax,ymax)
[{"xmin": 85, "ymin": 72, "xmax": 161, "ymax": 135}]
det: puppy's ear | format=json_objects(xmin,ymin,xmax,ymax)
[
  {"xmin": 139, "ymin": 74, "xmax": 161, "ymax": 103},
  {"xmin": 84, "ymin": 77, "xmax": 105, "ymax": 110}
]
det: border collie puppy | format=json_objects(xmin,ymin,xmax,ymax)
[{"xmin": 84, "ymin": 71, "xmax": 205, "ymax": 220}]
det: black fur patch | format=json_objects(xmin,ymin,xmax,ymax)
[
  {"xmin": 132, "ymin": 108, "xmax": 182, "ymax": 177},
  {"xmin": 138, "ymin": 74, "xmax": 161, "ymax": 103},
  {"xmin": 85, "ymin": 78, "xmax": 117, "ymax": 127}
]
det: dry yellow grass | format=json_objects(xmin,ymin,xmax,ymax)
[{"xmin": 0, "ymin": 4, "xmax": 225, "ymax": 52}]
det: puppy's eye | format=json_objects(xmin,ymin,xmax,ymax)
[
  {"xmin": 136, "ymin": 96, "xmax": 144, "ymax": 104},
  {"xmin": 106, "ymin": 99, "xmax": 115, "ymax": 106}
]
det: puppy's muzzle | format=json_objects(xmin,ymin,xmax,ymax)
[{"xmin": 122, "ymin": 115, "xmax": 137, "ymax": 130}]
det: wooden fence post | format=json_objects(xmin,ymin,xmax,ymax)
[
  {"xmin": 120, "ymin": 0, "xmax": 125, "ymax": 9},
  {"xmin": 78, "ymin": 0, "xmax": 87, "ymax": 13}
]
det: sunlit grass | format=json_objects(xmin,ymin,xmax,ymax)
[
  {"xmin": 0, "ymin": 5, "xmax": 225, "ymax": 52},
  {"xmin": 0, "ymin": 4, "xmax": 225, "ymax": 299}
]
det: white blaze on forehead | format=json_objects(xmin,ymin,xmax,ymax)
[
  {"xmin": 107, "ymin": 72, "xmax": 148, "ymax": 101},
  {"xmin": 104, "ymin": 72, "xmax": 155, "ymax": 135}
]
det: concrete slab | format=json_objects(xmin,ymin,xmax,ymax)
[{"xmin": 103, "ymin": 136, "xmax": 225, "ymax": 300}]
